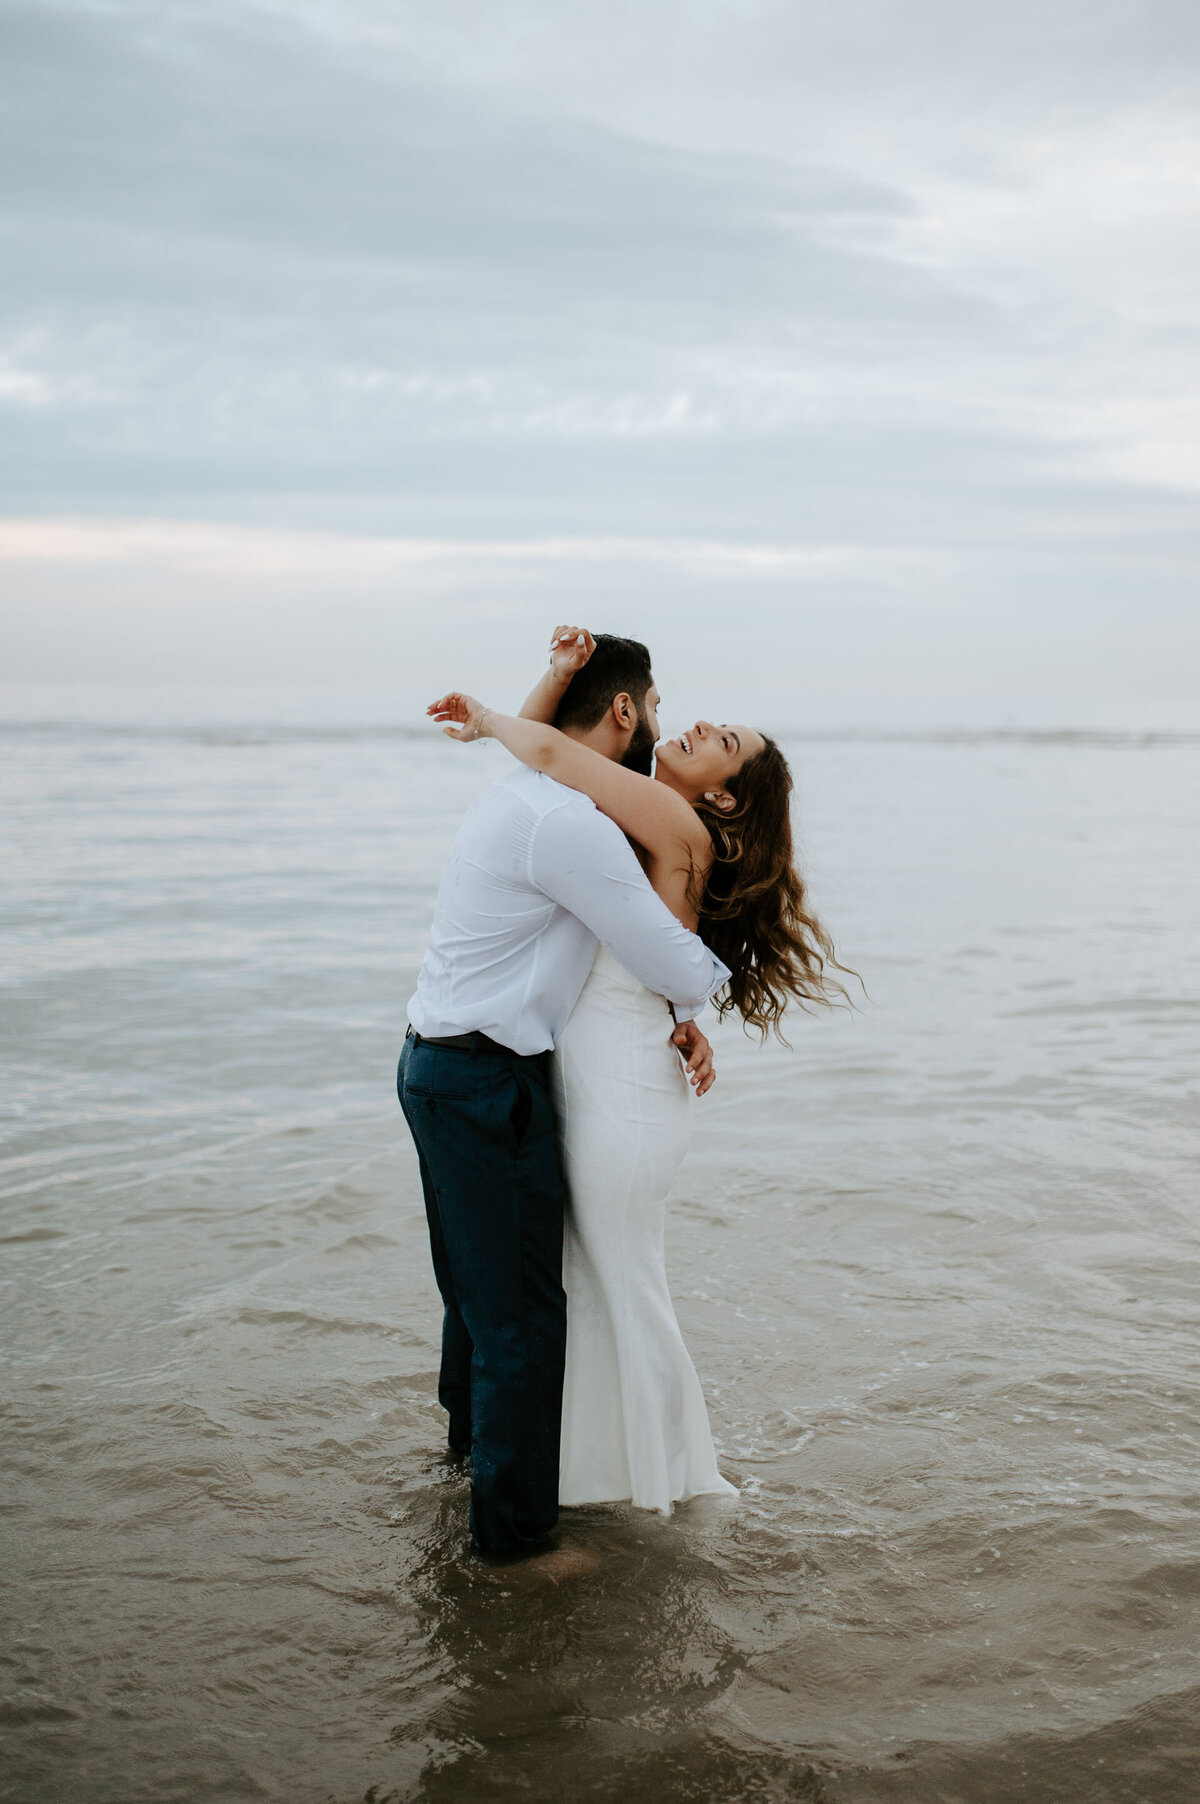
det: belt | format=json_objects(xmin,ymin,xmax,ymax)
[{"xmin": 406, "ymin": 1026, "xmax": 521, "ymax": 1057}]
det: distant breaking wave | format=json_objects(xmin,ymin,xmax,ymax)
[
  {"xmin": 789, "ymin": 727, "xmax": 1200, "ymax": 748},
  {"xmin": 2, "ymin": 721, "xmax": 1198, "ymax": 749}
]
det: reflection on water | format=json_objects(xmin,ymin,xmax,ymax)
[
  {"xmin": 2, "ymin": 702, "xmax": 1199, "ymax": 1802},
  {"xmin": 406, "ymin": 1496, "xmax": 783, "ymax": 1801}
]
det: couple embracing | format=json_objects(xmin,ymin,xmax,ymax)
[{"xmin": 397, "ymin": 627, "xmax": 844, "ymax": 1559}]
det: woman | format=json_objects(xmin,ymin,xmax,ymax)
[{"xmin": 429, "ymin": 628, "xmax": 848, "ymax": 1515}]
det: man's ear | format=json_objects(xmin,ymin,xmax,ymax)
[
  {"xmin": 704, "ymin": 789, "xmax": 736, "ymax": 812},
  {"xmin": 610, "ymin": 692, "xmax": 636, "ymax": 734}
]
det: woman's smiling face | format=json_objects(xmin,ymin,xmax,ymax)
[{"xmin": 654, "ymin": 718, "xmax": 767, "ymax": 804}]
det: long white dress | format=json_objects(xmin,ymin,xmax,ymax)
[{"xmin": 553, "ymin": 943, "xmax": 738, "ymax": 1515}]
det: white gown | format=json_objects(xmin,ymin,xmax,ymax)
[{"xmin": 553, "ymin": 943, "xmax": 738, "ymax": 1515}]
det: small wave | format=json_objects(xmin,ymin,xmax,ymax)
[
  {"xmin": 787, "ymin": 727, "xmax": 1200, "ymax": 748},
  {"xmin": 0, "ymin": 1697, "xmax": 82, "ymax": 1727},
  {"xmin": 1005, "ymin": 995, "xmax": 1200, "ymax": 1020},
  {"xmin": 232, "ymin": 1304, "xmax": 400, "ymax": 1338},
  {"xmin": 3, "ymin": 720, "xmax": 1198, "ymax": 749},
  {"xmin": 321, "ymin": 1231, "xmax": 401, "ymax": 1257},
  {"xmin": 0, "ymin": 719, "xmax": 432, "ymax": 747}
]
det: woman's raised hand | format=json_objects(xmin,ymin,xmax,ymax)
[
  {"xmin": 427, "ymin": 692, "xmax": 491, "ymax": 742},
  {"xmin": 549, "ymin": 626, "xmax": 596, "ymax": 685}
]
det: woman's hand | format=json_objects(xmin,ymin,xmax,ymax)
[
  {"xmin": 427, "ymin": 693, "xmax": 491, "ymax": 742},
  {"xmin": 549, "ymin": 626, "xmax": 596, "ymax": 686},
  {"xmin": 671, "ymin": 1019, "xmax": 716, "ymax": 1095}
]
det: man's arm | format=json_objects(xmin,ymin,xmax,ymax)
[
  {"xmin": 430, "ymin": 695, "xmax": 708, "ymax": 892},
  {"xmin": 530, "ymin": 800, "xmax": 729, "ymax": 1016}
]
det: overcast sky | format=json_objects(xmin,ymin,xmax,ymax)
[{"xmin": 1, "ymin": 0, "xmax": 1198, "ymax": 724}]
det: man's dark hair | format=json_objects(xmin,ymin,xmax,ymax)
[{"xmin": 552, "ymin": 634, "xmax": 654, "ymax": 731}]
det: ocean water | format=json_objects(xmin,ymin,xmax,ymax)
[{"xmin": 2, "ymin": 694, "xmax": 1199, "ymax": 1803}]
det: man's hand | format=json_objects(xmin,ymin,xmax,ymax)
[
  {"xmin": 549, "ymin": 625, "xmax": 596, "ymax": 686},
  {"xmin": 671, "ymin": 1019, "xmax": 716, "ymax": 1096}
]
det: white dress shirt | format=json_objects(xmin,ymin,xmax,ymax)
[{"xmin": 407, "ymin": 767, "xmax": 730, "ymax": 1056}]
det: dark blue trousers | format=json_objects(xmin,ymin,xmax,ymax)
[{"xmin": 396, "ymin": 1032, "xmax": 567, "ymax": 1554}]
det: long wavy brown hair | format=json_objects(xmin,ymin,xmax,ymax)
[{"xmin": 692, "ymin": 736, "xmax": 853, "ymax": 1038}]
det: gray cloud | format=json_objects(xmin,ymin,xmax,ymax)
[{"xmin": 1, "ymin": 0, "xmax": 1197, "ymax": 714}]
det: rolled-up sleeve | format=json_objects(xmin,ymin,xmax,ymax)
[{"xmin": 530, "ymin": 800, "xmax": 729, "ymax": 1017}]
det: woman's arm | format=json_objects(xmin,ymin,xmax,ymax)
[
  {"xmin": 518, "ymin": 626, "xmax": 596, "ymax": 723},
  {"xmin": 429, "ymin": 691, "xmax": 710, "ymax": 878}
]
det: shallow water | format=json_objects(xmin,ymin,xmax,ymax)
[{"xmin": 3, "ymin": 699, "xmax": 1199, "ymax": 1802}]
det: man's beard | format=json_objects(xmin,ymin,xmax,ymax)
[{"xmin": 620, "ymin": 717, "xmax": 656, "ymax": 777}]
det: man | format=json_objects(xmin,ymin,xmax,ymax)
[{"xmin": 397, "ymin": 635, "xmax": 727, "ymax": 1557}]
